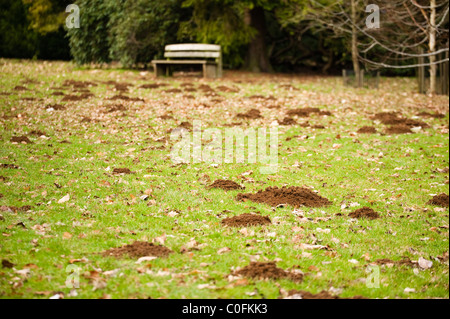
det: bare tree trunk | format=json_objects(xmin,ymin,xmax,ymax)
[
  {"xmin": 244, "ymin": 7, "xmax": 273, "ymax": 73},
  {"xmin": 429, "ymin": 0, "xmax": 437, "ymax": 94},
  {"xmin": 351, "ymin": 0, "xmax": 361, "ymax": 87}
]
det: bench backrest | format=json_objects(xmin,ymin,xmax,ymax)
[{"xmin": 164, "ymin": 44, "xmax": 221, "ymax": 59}]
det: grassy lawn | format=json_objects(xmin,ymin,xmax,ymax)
[{"xmin": 0, "ymin": 59, "xmax": 448, "ymax": 299}]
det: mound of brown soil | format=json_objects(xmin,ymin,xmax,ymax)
[
  {"xmin": 62, "ymin": 95, "xmax": 84, "ymax": 102},
  {"xmin": 108, "ymin": 95, "xmax": 144, "ymax": 102},
  {"xmin": 198, "ymin": 84, "xmax": 214, "ymax": 92},
  {"xmin": 0, "ymin": 164, "xmax": 19, "ymax": 169},
  {"xmin": 349, "ymin": 207, "xmax": 380, "ymax": 220},
  {"xmin": 113, "ymin": 168, "xmax": 134, "ymax": 174},
  {"xmin": 234, "ymin": 262, "xmax": 303, "ymax": 282},
  {"xmin": 178, "ymin": 122, "xmax": 193, "ymax": 130},
  {"xmin": 208, "ymin": 180, "xmax": 244, "ymax": 191},
  {"xmin": 236, "ymin": 186, "xmax": 332, "ymax": 208},
  {"xmin": 216, "ymin": 85, "xmax": 239, "ymax": 93},
  {"xmin": 52, "ymin": 92, "xmax": 65, "ymax": 96},
  {"xmin": 29, "ymin": 130, "xmax": 46, "ymax": 136},
  {"xmin": 279, "ymin": 117, "xmax": 297, "ymax": 125},
  {"xmin": 63, "ymin": 80, "xmax": 97, "ymax": 89},
  {"xmin": 312, "ymin": 124, "xmax": 326, "ymax": 129},
  {"xmin": 286, "ymin": 107, "xmax": 320, "ymax": 117},
  {"xmin": 427, "ymin": 193, "xmax": 449, "ymax": 207},
  {"xmin": 358, "ymin": 126, "xmax": 377, "ymax": 134},
  {"xmin": 11, "ymin": 136, "xmax": 32, "ymax": 144},
  {"xmin": 102, "ymin": 241, "xmax": 173, "ymax": 259},
  {"xmin": 13, "ymin": 86, "xmax": 28, "ymax": 91},
  {"xmin": 47, "ymin": 104, "xmax": 66, "ymax": 111},
  {"xmin": 236, "ymin": 109, "xmax": 262, "ymax": 120},
  {"xmin": 159, "ymin": 114, "xmax": 174, "ymax": 120},
  {"xmin": 164, "ymin": 88, "xmax": 182, "ymax": 94},
  {"xmin": 373, "ymin": 112, "xmax": 428, "ymax": 128},
  {"xmin": 373, "ymin": 257, "xmax": 416, "ymax": 268},
  {"xmin": 222, "ymin": 213, "xmax": 271, "ymax": 227},
  {"xmin": 385, "ymin": 125, "xmax": 412, "ymax": 134},
  {"xmin": 107, "ymin": 104, "xmax": 127, "ymax": 113},
  {"xmin": 140, "ymin": 83, "xmax": 165, "ymax": 89},
  {"xmin": 417, "ymin": 112, "xmax": 445, "ymax": 119}
]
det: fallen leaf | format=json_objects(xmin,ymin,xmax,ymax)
[
  {"xmin": 218, "ymin": 247, "xmax": 231, "ymax": 255},
  {"xmin": 62, "ymin": 232, "xmax": 72, "ymax": 239},
  {"xmin": 418, "ymin": 257, "xmax": 433, "ymax": 270},
  {"xmin": 58, "ymin": 194, "xmax": 70, "ymax": 204}
]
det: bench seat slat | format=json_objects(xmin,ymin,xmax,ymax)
[
  {"xmin": 152, "ymin": 60, "xmax": 215, "ymax": 65},
  {"xmin": 165, "ymin": 44, "xmax": 220, "ymax": 52},
  {"xmin": 164, "ymin": 51, "xmax": 221, "ymax": 59}
]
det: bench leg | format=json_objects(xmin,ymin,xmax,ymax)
[
  {"xmin": 155, "ymin": 64, "xmax": 165, "ymax": 77},
  {"xmin": 204, "ymin": 64, "xmax": 217, "ymax": 79}
]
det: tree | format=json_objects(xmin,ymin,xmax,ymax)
[
  {"xmin": 109, "ymin": 0, "xmax": 189, "ymax": 68},
  {"xmin": 22, "ymin": 0, "xmax": 67, "ymax": 34},
  {"xmin": 181, "ymin": 0, "xmax": 301, "ymax": 72}
]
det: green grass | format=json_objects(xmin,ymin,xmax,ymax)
[{"xmin": 0, "ymin": 58, "xmax": 448, "ymax": 299}]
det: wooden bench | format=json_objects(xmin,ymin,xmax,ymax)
[{"xmin": 151, "ymin": 44, "xmax": 222, "ymax": 79}]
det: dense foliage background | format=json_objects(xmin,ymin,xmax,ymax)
[{"xmin": 2, "ymin": 0, "xmax": 445, "ymax": 76}]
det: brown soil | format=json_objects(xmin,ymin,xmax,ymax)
[
  {"xmin": 236, "ymin": 186, "xmax": 332, "ymax": 208},
  {"xmin": 80, "ymin": 117, "xmax": 91, "ymax": 123},
  {"xmin": 184, "ymin": 88, "xmax": 197, "ymax": 93},
  {"xmin": 385, "ymin": 125, "xmax": 413, "ymax": 134},
  {"xmin": 140, "ymin": 83, "xmax": 165, "ymax": 89},
  {"xmin": 348, "ymin": 207, "xmax": 380, "ymax": 220},
  {"xmin": 11, "ymin": 136, "xmax": 32, "ymax": 144},
  {"xmin": 373, "ymin": 112, "xmax": 428, "ymax": 128},
  {"xmin": 47, "ymin": 104, "xmax": 66, "ymax": 111},
  {"xmin": 427, "ymin": 193, "xmax": 449, "ymax": 207},
  {"xmin": 29, "ymin": 130, "xmax": 46, "ymax": 136},
  {"xmin": 222, "ymin": 213, "xmax": 271, "ymax": 227},
  {"xmin": 113, "ymin": 168, "xmax": 134, "ymax": 174},
  {"xmin": 164, "ymin": 88, "xmax": 182, "ymax": 94},
  {"xmin": 0, "ymin": 176, "xmax": 7, "ymax": 182},
  {"xmin": 6, "ymin": 205, "xmax": 33, "ymax": 213},
  {"xmin": 234, "ymin": 262, "xmax": 303, "ymax": 282},
  {"xmin": 159, "ymin": 114, "xmax": 174, "ymax": 120},
  {"xmin": 108, "ymin": 95, "xmax": 144, "ymax": 102},
  {"xmin": 1, "ymin": 164, "xmax": 19, "ymax": 169},
  {"xmin": 216, "ymin": 85, "xmax": 239, "ymax": 93},
  {"xmin": 417, "ymin": 112, "xmax": 445, "ymax": 119},
  {"xmin": 358, "ymin": 126, "xmax": 378, "ymax": 134},
  {"xmin": 113, "ymin": 83, "xmax": 131, "ymax": 92},
  {"xmin": 284, "ymin": 290, "xmax": 366, "ymax": 299},
  {"xmin": 102, "ymin": 241, "xmax": 173, "ymax": 259},
  {"xmin": 62, "ymin": 95, "xmax": 85, "ymax": 102},
  {"xmin": 52, "ymin": 92, "xmax": 65, "ymax": 96},
  {"xmin": 2, "ymin": 259, "xmax": 14, "ymax": 268},
  {"xmin": 198, "ymin": 84, "xmax": 214, "ymax": 92},
  {"xmin": 312, "ymin": 124, "xmax": 326, "ymax": 129},
  {"xmin": 236, "ymin": 109, "xmax": 262, "ymax": 120},
  {"xmin": 286, "ymin": 107, "xmax": 320, "ymax": 117},
  {"xmin": 63, "ymin": 80, "xmax": 97, "ymax": 89},
  {"xmin": 107, "ymin": 104, "xmax": 127, "ymax": 113},
  {"xmin": 279, "ymin": 117, "xmax": 297, "ymax": 125},
  {"xmin": 13, "ymin": 86, "xmax": 28, "ymax": 91},
  {"xmin": 374, "ymin": 257, "xmax": 416, "ymax": 268},
  {"xmin": 178, "ymin": 122, "xmax": 193, "ymax": 130},
  {"xmin": 208, "ymin": 180, "xmax": 244, "ymax": 191}
]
